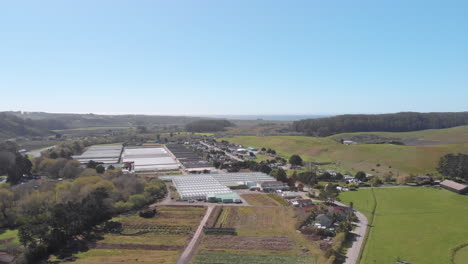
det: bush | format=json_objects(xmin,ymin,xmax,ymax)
[
  {"xmin": 114, "ymin": 201, "xmax": 133, "ymax": 213},
  {"xmin": 129, "ymin": 194, "xmax": 149, "ymax": 209},
  {"xmin": 139, "ymin": 208, "xmax": 157, "ymax": 218},
  {"xmin": 104, "ymin": 221, "xmax": 123, "ymax": 233}
]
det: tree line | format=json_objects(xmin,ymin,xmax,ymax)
[
  {"xmin": 438, "ymin": 153, "xmax": 468, "ymax": 182},
  {"xmin": 292, "ymin": 112, "xmax": 468, "ymax": 136},
  {"xmin": 185, "ymin": 119, "xmax": 235, "ymax": 132}
]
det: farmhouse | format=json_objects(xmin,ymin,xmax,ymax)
[
  {"xmin": 260, "ymin": 181, "xmax": 289, "ymax": 192},
  {"xmin": 440, "ymin": 180, "xmax": 468, "ymax": 194}
]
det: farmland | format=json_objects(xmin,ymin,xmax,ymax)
[
  {"xmin": 220, "ymin": 126, "xmax": 468, "ymax": 176},
  {"xmin": 193, "ymin": 206, "xmax": 321, "ymax": 264},
  {"xmin": 72, "ymin": 206, "xmax": 206, "ymax": 264},
  {"xmin": 340, "ymin": 187, "xmax": 468, "ymax": 264},
  {"xmin": 241, "ymin": 193, "xmax": 286, "ymax": 206}
]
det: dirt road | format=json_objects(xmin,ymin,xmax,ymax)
[{"xmin": 176, "ymin": 205, "xmax": 214, "ymax": 264}]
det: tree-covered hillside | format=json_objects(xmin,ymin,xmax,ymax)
[
  {"xmin": 0, "ymin": 113, "xmax": 54, "ymax": 139},
  {"xmin": 185, "ymin": 119, "xmax": 235, "ymax": 132},
  {"xmin": 293, "ymin": 112, "xmax": 468, "ymax": 136}
]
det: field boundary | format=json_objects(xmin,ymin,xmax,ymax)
[
  {"xmin": 357, "ymin": 188, "xmax": 377, "ymax": 264},
  {"xmin": 450, "ymin": 243, "xmax": 468, "ymax": 264}
]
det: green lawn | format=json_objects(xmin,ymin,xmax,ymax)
[
  {"xmin": 220, "ymin": 133, "xmax": 468, "ymax": 177},
  {"xmin": 340, "ymin": 187, "xmax": 468, "ymax": 264},
  {"xmin": 454, "ymin": 245, "xmax": 468, "ymax": 264},
  {"xmin": 0, "ymin": 229, "xmax": 19, "ymax": 248}
]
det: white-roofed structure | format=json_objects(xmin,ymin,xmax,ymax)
[
  {"xmin": 72, "ymin": 145, "xmax": 123, "ymax": 164},
  {"xmin": 122, "ymin": 147, "xmax": 179, "ymax": 171},
  {"xmin": 211, "ymin": 172, "xmax": 275, "ymax": 186},
  {"xmin": 172, "ymin": 175, "xmax": 232, "ymax": 200},
  {"xmin": 163, "ymin": 172, "xmax": 276, "ymax": 200}
]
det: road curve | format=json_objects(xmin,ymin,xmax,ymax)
[
  {"xmin": 176, "ymin": 205, "xmax": 214, "ymax": 264},
  {"xmin": 335, "ymin": 201, "xmax": 368, "ymax": 264}
]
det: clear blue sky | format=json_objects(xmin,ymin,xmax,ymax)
[{"xmin": 1, "ymin": 0, "xmax": 467, "ymax": 115}]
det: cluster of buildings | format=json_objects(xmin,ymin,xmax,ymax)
[
  {"xmin": 71, "ymin": 143, "xmax": 216, "ymax": 174},
  {"xmin": 162, "ymin": 172, "xmax": 289, "ymax": 202}
]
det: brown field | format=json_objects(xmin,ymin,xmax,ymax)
[
  {"xmin": 241, "ymin": 193, "xmax": 281, "ymax": 206},
  {"xmin": 194, "ymin": 206, "xmax": 323, "ymax": 263},
  {"xmin": 201, "ymin": 235, "xmax": 294, "ymax": 251},
  {"xmin": 70, "ymin": 206, "xmax": 206, "ymax": 264},
  {"xmin": 74, "ymin": 249, "xmax": 180, "ymax": 264}
]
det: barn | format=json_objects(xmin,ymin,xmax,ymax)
[{"xmin": 440, "ymin": 180, "xmax": 468, "ymax": 194}]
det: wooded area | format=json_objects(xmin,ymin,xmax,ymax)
[
  {"xmin": 185, "ymin": 119, "xmax": 235, "ymax": 132},
  {"xmin": 293, "ymin": 112, "xmax": 468, "ymax": 136}
]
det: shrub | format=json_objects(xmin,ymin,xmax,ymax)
[{"xmin": 139, "ymin": 208, "xmax": 157, "ymax": 218}]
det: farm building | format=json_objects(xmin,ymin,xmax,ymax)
[
  {"xmin": 72, "ymin": 145, "xmax": 123, "ymax": 164},
  {"xmin": 260, "ymin": 181, "xmax": 289, "ymax": 192},
  {"xmin": 207, "ymin": 193, "xmax": 239, "ymax": 203},
  {"xmin": 211, "ymin": 172, "xmax": 275, "ymax": 187},
  {"xmin": 163, "ymin": 172, "xmax": 275, "ymax": 200},
  {"xmin": 281, "ymin": 191, "xmax": 302, "ymax": 199},
  {"xmin": 440, "ymin": 180, "xmax": 468, "ymax": 194},
  {"xmin": 122, "ymin": 147, "xmax": 179, "ymax": 171},
  {"xmin": 172, "ymin": 175, "xmax": 232, "ymax": 200}
]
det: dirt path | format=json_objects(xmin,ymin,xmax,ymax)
[{"xmin": 176, "ymin": 205, "xmax": 214, "ymax": 264}]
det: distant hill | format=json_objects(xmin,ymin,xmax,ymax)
[
  {"xmin": 0, "ymin": 113, "xmax": 53, "ymax": 139},
  {"xmin": 4, "ymin": 111, "xmax": 207, "ymax": 130},
  {"xmin": 293, "ymin": 112, "xmax": 468, "ymax": 136},
  {"xmin": 185, "ymin": 119, "xmax": 235, "ymax": 132}
]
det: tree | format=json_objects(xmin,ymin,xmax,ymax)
[
  {"xmin": 289, "ymin": 155, "xmax": 303, "ymax": 166},
  {"xmin": 7, "ymin": 165, "xmax": 22, "ymax": 184},
  {"xmin": 438, "ymin": 153, "xmax": 468, "ymax": 181},
  {"xmin": 87, "ymin": 160, "xmax": 100, "ymax": 169},
  {"xmin": 95, "ymin": 165, "xmax": 105, "ymax": 174},
  {"xmin": 370, "ymin": 177, "xmax": 383, "ymax": 187},
  {"xmin": 259, "ymin": 164, "xmax": 272, "ymax": 174},
  {"xmin": 355, "ymin": 171, "xmax": 367, "ymax": 182},
  {"xmin": 318, "ymin": 183, "xmax": 338, "ymax": 203},
  {"xmin": 276, "ymin": 168, "xmax": 288, "ymax": 183}
]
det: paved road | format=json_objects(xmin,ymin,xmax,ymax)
[
  {"xmin": 335, "ymin": 200, "xmax": 368, "ymax": 264},
  {"xmin": 176, "ymin": 205, "xmax": 214, "ymax": 264},
  {"xmin": 26, "ymin": 146, "xmax": 55, "ymax": 158},
  {"xmin": 199, "ymin": 141, "xmax": 244, "ymax": 162}
]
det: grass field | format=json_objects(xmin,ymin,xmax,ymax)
[
  {"xmin": 220, "ymin": 126, "xmax": 468, "ymax": 176},
  {"xmin": 194, "ymin": 206, "xmax": 320, "ymax": 264},
  {"xmin": 454, "ymin": 245, "xmax": 468, "ymax": 264},
  {"xmin": 241, "ymin": 193, "xmax": 283, "ymax": 206},
  {"xmin": 71, "ymin": 206, "xmax": 206, "ymax": 264},
  {"xmin": 0, "ymin": 229, "xmax": 19, "ymax": 249},
  {"xmin": 340, "ymin": 187, "xmax": 468, "ymax": 264}
]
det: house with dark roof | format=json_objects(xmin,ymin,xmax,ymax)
[
  {"xmin": 316, "ymin": 214, "xmax": 333, "ymax": 228},
  {"xmin": 440, "ymin": 180, "xmax": 468, "ymax": 194}
]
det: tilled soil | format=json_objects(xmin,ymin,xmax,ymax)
[
  {"xmin": 92, "ymin": 242, "xmax": 184, "ymax": 251},
  {"xmin": 202, "ymin": 235, "xmax": 293, "ymax": 251}
]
